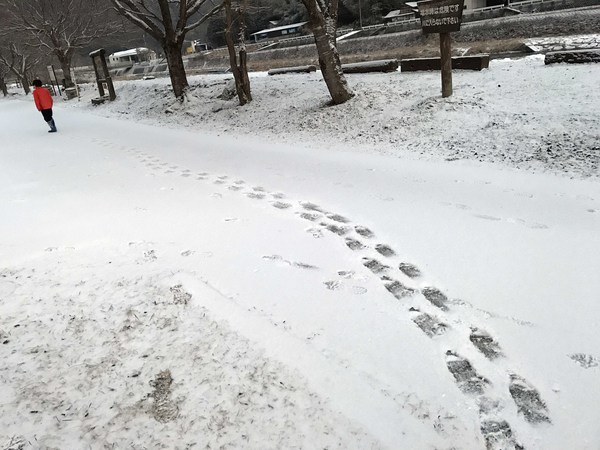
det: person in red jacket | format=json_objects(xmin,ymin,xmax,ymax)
[{"xmin": 32, "ymin": 79, "xmax": 57, "ymax": 133}]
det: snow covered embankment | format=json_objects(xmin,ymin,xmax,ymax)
[{"xmin": 69, "ymin": 54, "xmax": 600, "ymax": 179}]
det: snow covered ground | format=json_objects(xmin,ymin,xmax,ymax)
[{"xmin": 1, "ymin": 55, "xmax": 599, "ymax": 449}]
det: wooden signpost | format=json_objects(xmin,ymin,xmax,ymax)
[
  {"xmin": 89, "ymin": 48, "xmax": 116, "ymax": 104},
  {"xmin": 417, "ymin": 0, "xmax": 465, "ymax": 97}
]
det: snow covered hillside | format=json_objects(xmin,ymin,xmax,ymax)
[{"xmin": 1, "ymin": 55, "xmax": 599, "ymax": 449}]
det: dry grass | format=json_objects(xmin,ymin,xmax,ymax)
[{"xmin": 197, "ymin": 38, "xmax": 528, "ymax": 73}]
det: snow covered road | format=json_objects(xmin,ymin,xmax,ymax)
[{"xmin": 1, "ymin": 98, "xmax": 599, "ymax": 449}]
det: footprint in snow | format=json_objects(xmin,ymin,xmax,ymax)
[
  {"xmin": 362, "ymin": 258, "xmax": 389, "ymax": 274},
  {"xmin": 525, "ymin": 222, "xmax": 549, "ymax": 229},
  {"xmin": 324, "ymin": 280, "xmax": 342, "ymax": 290},
  {"xmin": 568, "ymin": 353, "xmax": 598, "ymax": 369},
  {"xmin": 480, "ymin": 420, "xmax": 523, "ymax": 450},
  {"xmin": 382, "ymin": 276, "xmax": 414, "ymax": 299},
  {"xmin": 508, "ymin": 374, "xmax": 550, "ymax": 424},
  {"xmin": 355, "ymin": 225, "xmax": 374, "ymax": 238},
  {"xmin": 337, "ymin": 270, "xmax": 355, "ymax": 279},
  {"xmin": 326, "ymin": 213, "xmax": 350, "ymax": 223},
  {"xmin": 306, "ymin": 228, "xmax": 324, "ymax": 239},
  {"xmin": 375, "ymin": 244, "xmax": 395, "ymax": 257},
  {"xmin": 272, "ymin": 201, "xmax": 292, "ymax": 209},
  {"xmin": 421, "ymin": 287, "xmax": 449, "ymax": 311},
  {"xmin": 411, "ymin": 310, "xmax": 448, "ymax": 337},
  {"xmin": 474, "ymin": 214, "xmax": 502, "ymax": 221},
  {"xmin": 469, "ymin": 327, "xmax": 504, "ymax": 360},
  {"xmin": 345, "ymin": 238, "xmax": 366, "ymax": 251},
  {"xmin": 301, "ymin": 201, "xmax": 326, "ymax": 213},
  {"xmin": 398, "ymin": 262, "xmax": 421, "ymax": 278},
  {"xmin": 323, "ymin": 280, "xmax": 367, "ymax": 295},
  {"xmin": 263, "ymin": 255, "xmax": 317, "ymax": 270},
  {"xmin": 446, "ymin": 351, "xmax": 489, "ymax": 395},
  {"xmin": 246, "ymin": 192, "xmax": 266, "ymax": 200},
  {"xmin": 323, "ymin": 223, "xmax": 350, "ymax": 236}
]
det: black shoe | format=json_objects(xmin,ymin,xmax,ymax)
[{"xmin": 47, "ymin": 119, "xmax": 57, "ymax": 132}]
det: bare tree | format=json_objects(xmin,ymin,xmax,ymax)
[
  {"xmin": 0, "ymin": 42, "xmax": 40, "ymax": 95},
  {"xmin": 0, "ymin": 65, "xmax": 8, "ymax": 96},
  {"xmin": 3, "ymin": 0, "xmax": 119, "ymax": 88},
  {"xmin": 110, "ymin": 0, "xmax": 223, "ymax": 99},
  {"xmin": 224, "ymin": 0, "xmax": 251, "ymax": 106},
  {"xmin": 301, "ymin": 0, "xmax": 354, "ymax": 105}
]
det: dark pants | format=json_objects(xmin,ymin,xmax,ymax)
[{"xmin": 41, "ymin": 109, "xmax": 53, "ymax": 121}]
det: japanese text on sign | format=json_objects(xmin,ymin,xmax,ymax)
[
  {"xmin": 417, "ymin": 0, "xmax": 464, "ymax": 34},
  {"xmin": 422, "ymin": 16, "xmax": 460, "ymax": 27},
  {"xmin": 420, "ymin": 4, "xmax": 461, "ymax": 15}
]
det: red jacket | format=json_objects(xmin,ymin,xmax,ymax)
[{"xmin": 33, "ymin": 86, "xmax": 53, "ymax": 111}]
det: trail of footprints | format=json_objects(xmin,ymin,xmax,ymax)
[{"xmin": 125, "ymin": 147, "xmax": 552, "ymax": 449}]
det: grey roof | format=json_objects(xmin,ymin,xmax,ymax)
[{"xmin": 250, "ymin": 22, "xmax": 308, "ymax": 36}]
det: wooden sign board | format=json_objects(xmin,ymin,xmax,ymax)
[
  {"xmin": 417, "ymin": 0, "xmax": 465, "ymax": 97},
  {"xmin": 418, "ymin": 0, "xmax": 465, "ymax": 34},
  {"xmin": 47, "ymin": 65, "xmax": 58, "ymax": 84},
  {"xmin": 88, "ymin": 48, "xmax": 116, "ymax": 102}
]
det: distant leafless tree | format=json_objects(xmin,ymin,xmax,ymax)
[
  {"xmin": 2, "ymin": 0, "xmax": 119, "ymax": 88},
  {"xmin": 0, "ymin": 41, "xmax": 40, "ymax": 95},
  {"xmin": 110, "ymin": 0, "xmax": 223, "ymax": 99},
  {"xmin": 301, "ymin": 0, "xmax": 354, "ymax": 105},
  {"xmin": 224, "ymin": 0, "xmax": 251, "ymax": 105},
  {"xmin": 0, "ymin": 64, "xmax": 8, "ymax": 96}
]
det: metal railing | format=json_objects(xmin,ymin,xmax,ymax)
[{"xmin": 467, "ymin": 0, "xmax": 561, "ymax": 14}]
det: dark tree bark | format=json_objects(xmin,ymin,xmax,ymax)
[
  {"xmin": 301, "ymin": 0, "xmax": 354, "ymax": 105},
  {"xmin": 111, "ymin": 0, "xmax": 222, "ymax": 99},
  {"xmin": 0, "ymin": 60, "xmax": 9, "ymax": 96},
  {"xmin": 0, "ymin": 77, "xmax": 8, "ymax": 96},
  {"xmin": 224, "ymin": 0, "xmax": 252, "ymax": 106}
]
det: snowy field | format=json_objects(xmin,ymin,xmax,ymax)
[{"xmin": 1, "ymin": 55, "xmax": 599, "ymax": 449}]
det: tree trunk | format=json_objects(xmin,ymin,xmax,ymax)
[
  {"xmin": 20, "ymin": 76, "xmax": 30, "ymax": 95},
  {"xmin": 303, "ymin": 0, "xmax": 354, "ymax": 105},
  {"xmin": 57, "ymin": 54, "xmax": 74, "ymax": 88},
  {"xmin": 239, "ymin": 48, "xmax": 251, "ymax": 102},
  {"xmin": 163, "ymin": 40, "xmax": 189, "ymax": 99},
  {"xmin": 224, "ymin": 0, "xmax": 252, "ymax": 106},
  {"xmin": 0, "ymin": 78, "xmax": 7, "ymax": 96}
]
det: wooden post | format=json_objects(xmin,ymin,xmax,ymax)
[
  {"xmin": 440, "ymin": 32, "xmax": 452, "ymax": 98},
  {"xmin": 90, "ymin": 55, "xmax": 105, "ymax": 97},
  {"xmin": 98, "ymin": 54, "xmax": 116, "ymax": 101},
  {"xmin": 89, "ymin": 48, "xmax": 116, "ymax": 102},
  {"xmin": 418, "ymin": 0, "xmax": 464, "ymax": 98}
]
